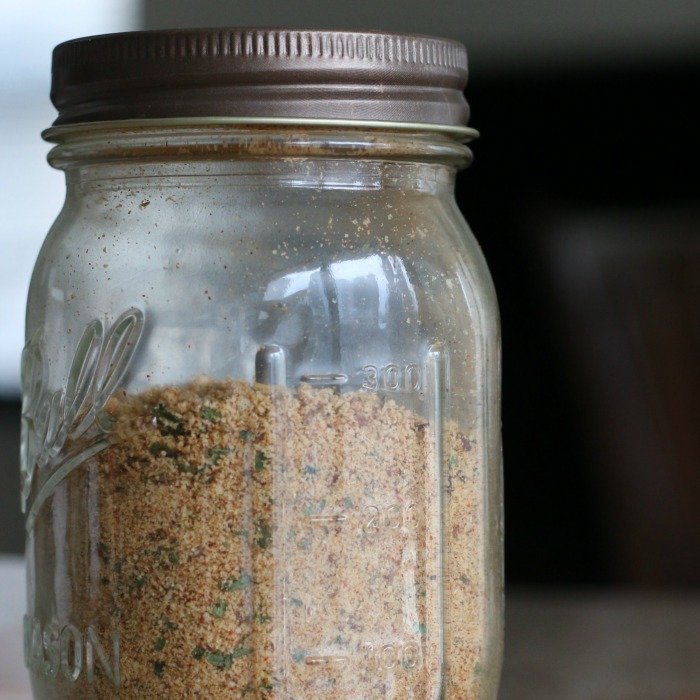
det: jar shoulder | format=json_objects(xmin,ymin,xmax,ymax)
[
  {"xmin": 28, "ymin": 185, "xmax": 497, "ymax": 327},
  {"xmin": 26, "ymin": 186, "xmax": 498, "ymax": 400}
]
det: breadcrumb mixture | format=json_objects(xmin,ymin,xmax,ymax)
[{"xmin": 93, "ymin": 378, "xmax": 484, "ymax": 698}]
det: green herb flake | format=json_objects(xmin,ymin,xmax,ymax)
[
  {"xmin": 459, "ymin": 574, "xmax": 469, "ymax": 585},
  {"xmin": 204, "ymin": 648, "xmax": 249, "ymax": 669},
  {"xmin": 206, "ymin": 652, "xmax": 230, "ymax": 669},
  {"xmin": 97, "ymin": 541, "xmax": 110, "ymax": 563},
  {"xmin": 343, "ymin": 497, "xmax": 353, "ymax": 509},
  {"xmin": 152, "ymin": 403, "xmax": 186, "ymax": 436},
  {"xmin": 211, "ymin": 598, "xmax": 228, "ymax": 618},
  {"xmin": 168, "ymin": 550, "xmax": 180, "ymax": 565},
  {"xmin": 153, "ymin": 637, "xmax": 166, "ymax": 651},
  {"xmin": 289, "ymin": 598, "xmax": 303, "ymax": 608},
  {"xmin": 417, "ymin": 622, "xmax": 427, "ymax": 636},
  {"xmin": 253, "ymin": 607, "xmax": 271, "ymax": 624},
  {"xmin": 448, "ymin": 454, "xmax": 459, "ymax": 468},
  {"xmin": 149, "ymin": 441, "xmax": 178, "ymax": 458},
  {"xmin": 208, "ymin": 446, "xmax": 231, "ymax": 465},
  {"xmin": 192, "ymin": 645, "xmax": 205, "ymax": 660},
  {"xmin": 176, "ymin": 459, "xmax": 197, "ymax": 475},
  {"xmin": 220, "ymin": 572, "xmax": 252, "ymax": 592},
  {"xmin": 153, "ymin": 660, "xmax": 165, "ymax": 677},
  {"xmin": 303, "ymin": 465, "xmax": 318, "ymax": 475},
  {"xmin": 303, "ymin": 499, "xmax": 326, "ymax": 517},
  {"xmin": 255, "ymin": 520, "xmax": 272, "ymax": 549},
  {"xmin": 239, "ymin": 429, "xmax": 251, "ymax": 441},
  {"xmin": 231, "ymin": 646, "xmax": 251, "ymax": 659},
  {"xmin": 134, "ymin": 574, "xmax": 147, "ymax": 589},
  {"xmin": 292, "ymin": 649, "xmax": 307, "ymax": 663},
  {"xmin": 201, "ymin": 406, "xmax": 222, "ymax": 422},
  {"xmin": 255, "ymin": 451, "xmax": 267, "ymax": 472},
  {"xmin": 163, "ymin": 619, "xmax": 177, "ymax": 631},
  {"xmin": 152, "ymin": 403, "xmax": 179, "ymax": 423}
]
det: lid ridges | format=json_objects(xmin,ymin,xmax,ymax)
[{"xmin": 54, "ymin": 29, "xmax": 467, "ymax": 69}]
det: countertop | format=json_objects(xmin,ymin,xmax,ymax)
[{"xmin": 2, "ymin": 557, "xmax": 699, "ymax": 699}]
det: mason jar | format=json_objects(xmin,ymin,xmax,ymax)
[{"xmin": 21, "ymin": 28, "xmax": 502, "ymax": 699}]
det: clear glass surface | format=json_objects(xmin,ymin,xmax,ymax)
[{"xmin": 22, "ymin": 126, "xmax": 502, "ymax": 698}]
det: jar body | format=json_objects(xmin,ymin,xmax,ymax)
[{"xmin": 22, "ymin": 128, "xmax": 502, "ymax": 698}]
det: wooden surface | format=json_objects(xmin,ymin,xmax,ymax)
[
  {"xmin": 0, "ymin": 558, "xmax": 28, "ymax": 700},
  {"xmin": 500, "ymin": 590, "xmax": 700, "ymax": 699},
  {"xmin": 2, "ymin": 557, "xmax": 699, "ymax": 699}
]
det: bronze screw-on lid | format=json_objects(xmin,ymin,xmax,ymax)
[{"xmin": 50, "ymin": 28, "xmax": 470, "ymax": 130}]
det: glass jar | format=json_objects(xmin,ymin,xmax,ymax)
[{"xmin": 22, "ymin": 29, "xmax": 502, "ymax": 699}]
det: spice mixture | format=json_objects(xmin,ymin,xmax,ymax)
[{"xmin": 93, "ymin": 378, "xmax": 483, "ymax": 698}]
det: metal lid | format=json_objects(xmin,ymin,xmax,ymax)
[{"xmin": 50, "ymin": 28, "xmax": 470, "ymax": 130}]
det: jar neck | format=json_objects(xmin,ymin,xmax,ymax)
[{"xmin": 46, "ymin": 124, "xmax": 472, "ymax": 194}]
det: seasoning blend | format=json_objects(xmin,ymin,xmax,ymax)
[{"xmin": 22, "ymin": 29, "xmax": 502, "ymax": 698}]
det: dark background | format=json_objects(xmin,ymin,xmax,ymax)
[{"xmin": 2, "ymin": 1, "xmax": 699, "ymax": 589}]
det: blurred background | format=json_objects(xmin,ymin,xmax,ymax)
[
  {"xmin": 1, "ymin": 0, "xmax": 699, "ymax": 695},
  {"xmin": 3, "ymin": 0, "xmax": 699, "ymax": 586}
]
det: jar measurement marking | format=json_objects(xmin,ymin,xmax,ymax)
[
  {"xmin": 362, "ymin": 641, "xmax": 423, "ymax": 672},
  {"xmin": 304, "ymin": 655, "xmax": 349, "ymax": 666},
  {"xmin": 301, "ymin": 503, "xmax": 414, "ymax": 531},
  {"xmin": 307, "ymin": 514, "xmax": 347, "ymax": 524},
  {"xmin": 300, "ymin": 373, "xmax": 349, "ymax": 386},
  {"xmin": 360, "ymin": 363, "xmax": 422, "ymax": 393},
  {"xmin": 363, "ymin": 502, "xmax": 416, "ymax": 534},
  {"xmin": 297, "ymin": 643, "xmax": 422, "ymax": 673}
]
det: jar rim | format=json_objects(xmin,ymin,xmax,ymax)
[{"xmin": 43, "ymin": 116, "xmax": 479, "ymax": 144}]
